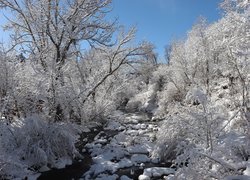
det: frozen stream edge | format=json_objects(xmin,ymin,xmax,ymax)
[
  {"xmin": 83, "ymin": 111, "xmax": 175, "ymax": 180},
  {"xmin": 38, "ymin": 111, "xmax": 175, "ymax": 180}
]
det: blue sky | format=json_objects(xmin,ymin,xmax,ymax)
[
  {"xmin": 0, "ymin": 10, "xmax": 9, "ymax": 44},
  {"xmin": 0, "ymin": 0, "xmax": 222, "ymax": 58},
  {"xmin": 108, "ymin": 0, "xmax": 222, "ymax": 59}
]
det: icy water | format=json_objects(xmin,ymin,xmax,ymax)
[
  {"xmin": 37, "ymin": 126, "xmax": 103, "ymax": 180},
  {"xmin": 38, "ymin": 112, "xmax": 174, "ymax": 180}
]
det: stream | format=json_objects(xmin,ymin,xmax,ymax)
[
  {"xmin": 37, "ymin": 125, "xmax": 103, "ymax": 180},
  {"xmin": 38, "ymin": 112, "xmax": 174, "ymax": 180}
]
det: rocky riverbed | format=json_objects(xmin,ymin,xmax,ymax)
[{"xmin": 38, "ymin": 111, "xmax": 175, "ymax": 180}]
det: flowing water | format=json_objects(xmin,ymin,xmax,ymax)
[{"xmin": 38, "ymin": 112, "xmax": 174, "ymax": 180}]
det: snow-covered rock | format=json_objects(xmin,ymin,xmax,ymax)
[
  {"xmin": 120, "ymin": 175, "xmax": 133, "ymax": 180},
  {"xmin": 243, "ymin": 163, "xmax": 250, "ymax": 176},
  {"xmin": 117, "ymin": 158, "xmax": 133, "ymax": 168},
  {"xmin": 95, "ymin": 174, "xmax": 119, "ymax": 180},
  {"xmin": 131, "ymin": 154, "xmax": 150, "ymax": 163},
  {"xmin": 83, "ymin": 112, "xmax": 162, "ymax": 179},
  {"xmin": 143, "ymin": 167, "xmax": 175, "ymax": 177},
  {"xmin": 138, "ymin": 174, "xmax": 150, "ymax": 180},
  {"xmin": 225, "ymin": 175, "xmax": 250, "ymax": 180},
  {"xmin": 127, "ymin": 144, "xmax": 150, "ymax": 154},
  {"xmin": 105, "ymin": 121, "xmax": 123, "ymax": 130}
]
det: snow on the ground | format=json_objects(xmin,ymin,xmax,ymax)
[
  {"xmin": 244, "ymin": 163, "xmax": 250, "ymax": 176},
  {"xmin": 82, "ymin": 112, "xmax": 169, "ymax": 179},
  {"xmin": 138, "ymin": 174, "xmax": 151, "ymax": 180},
  {"xmin": 138, "ymin": 167, "xmax": 175, "ymax": 180},
  {"xmin": 104, "ymin": 121, "xmax": 125, "ymax": 131},
  {"xmin": 95, "ymin": 174, "xmax": 119, "ymax": 180},
  {"xmin": 143, "ymin": 167, "xmax": 175, "ymax": 177},
  {"xmin": 131, "ymin": 154, "xmax": 150, "ymax": 163},
  {"xmin": 24, "ymin": 173, "xmax": 41, "ymax": 180},
  {"xmin": 54, "ymin": 156, "xmax": 72, "ymax": 169},
  {"xmin": 127, "ymin": 144, "xmax": 153, "ymax": 154},
  {"xmin": 120, "ymin": 175, "xmax": 133, "ymax": 180},
  {"xmin": 225, "ymin": 175, "xmax": 250, "ymax": 180}
]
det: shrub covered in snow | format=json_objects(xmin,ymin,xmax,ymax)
[{"xmin": 0, "ymin": 115, "xmax": 80, "ymax": 179}]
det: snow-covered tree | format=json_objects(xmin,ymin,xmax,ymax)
[
  {"xmin": 152, "ymin": 1, "xmax": 250, "ymax": 179},
  {"xmin": 0, "ymin": 0, "xmax": 114, "ymax": 71}
]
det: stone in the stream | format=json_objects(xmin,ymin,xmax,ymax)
[
  {"xmin": 133, "ymin": 124, "xmax": 141, "ymax": 130},
  {"xmin": 140, "ymin": 123, "xmax": 147, "ymax": 129},
  {"xmin": 127, "ymin": 144, "xmax": 149, "ymax": 154},
  {"xmin": 138, "ymin": 174, "xmax": 150, "ymax": 180},
  {"xmin": 120, "ymin": 175, "xmax": 133, "ymax": 180},
  {"xmin": 131, "ymin": 154, "xmax": 150, "ymax": 163},
  {"xmin": 82, "ymin": 148, "xmax": 86, "ymax": 153},
  {"xmin": 126, "ymin": 129, "xmax": 139, "ymax": 136},
  {"xmin": 39, "ymin": 165, "xmax": 50, "ymax": 172},
  {"xmin": 117, "ymin": 158, "xmax": 133, "ymax": 168},
  {"xmin": 148, "ymin": 124, "xmax": 154, "ymax": 131},
  {"xmin": 151, "ymin": 116, "xmax": 157, "ymax": 121},
  {"xmin": 118, "ymin": 126, "xmax": 126, "ymax": 131},
  {"xmin": 139, "ymin": 163, "xmax": 145, "ymax": 170},
  {"xmin": 130, "ymin": 119, "xmax": 139, "ymax": 124},
  {"xmin": 82, "ymin": 112, "xmax": 163, "ymax": 179},
  {"xmin": 94, "ymin": 143, "xmax": 102, "ymax": 148},
  {"xmin": 95, "ymin": 138, "xmax": 107, "ymax": 144},
  {"xmin": 143, "ymin": 167, "xmax": 175, "ymax": 177},
  {"xmin": 82, "ymin": 138, "xmax": 88, "ymax": 142},
  {"xmin": 95, "ymin": 174, "xmax": 119, "ymax": 180},
  {"xmin": 85, "ymin": 143, "xmax": 91, "ymax": 148},
  {"xmin": 164, "ymin": 174, "xmax": 175, "ymax": 180},
  {"xmin": 105, "ymin": 121, "xmax": 122, "ymax": 130},
  {"xmin": 138, "ymin": 129, "xmax": 147, "ymax": 135},
  {"xmin": 151, "ymin": 157, "xmax": 160, "ymax": 164},
  {"xmin": 140, "ymin": 163, "xmax": 145, "ymax": 168}
]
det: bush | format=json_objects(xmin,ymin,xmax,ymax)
[{"xmin": 0, "ymin": 115, "xmax": 80, "ymax": 179}]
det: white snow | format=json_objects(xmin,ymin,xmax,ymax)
[
  {"xmin": 95, "ymin": 174, "xmax": 119, "ymax": 180},
  {"xmin": 38, "ymin": 165, "xmax": 50, "ymax": 172},
  {"xmin": 163, "ymin": 174, "xmax": 175, "ymax": 180},
  {"xmin": 82, "ymin": 116, "xmax": 163, "ymax": 179},
  {"xmin": 24, "ymin": 173, "xmax": 41, "ymax": 180},
  {"xmin": 55, "ymin": 157, "xmax": 72, "ymax": 169},
  {"xmin": 105, "ymin": 121, "xmax": 124, "ymax": 130},
  {"xmin": 127, "ymin": 144, "xmax": 152, "ymax": 154},
  {"xmin": 243, "ymin": 163, "xmax": 250, "ymax": 176},
  {"xmin": 143, "ymin": 167, "xmax": 175, "ymax": 177},
  {"xmin": 138, "ymin": 174, "xmax": 151, "ymax": 180},
  {"xmin": 117, "ymin": 158, "xmax": 133, "ymax": 168},
  {"xmin": 120, "ymin": 175, "xmax": 133, "ymax": 180},
  {"xmin": 225, "ymin": 175, "xmax": 250, "ymax": 180},
  {"xmin": 131, "ymin": 154, "xmax": 150, "ymax": 163}
]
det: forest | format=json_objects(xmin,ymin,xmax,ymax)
[{"xmin": 0, "ymin": 0, "xmax": 249, "ymax": 179}]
